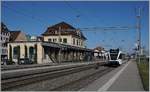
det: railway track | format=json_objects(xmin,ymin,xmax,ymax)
[
  {"xmin": 51, "ymin": 67, "xmax": 115, "ymax": 91},
  {"xmin": 2, "ymin": 62, "xmax": 105, "ymax": 91},
  {"xmin": 1, "ymin": 64, "xmax": 56, "ymax": 71},
  {"xmin": 1, "ymin": 62, "xmax": 86, "ymax": 71}
]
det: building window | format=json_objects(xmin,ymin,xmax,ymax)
[
  {"xmin": 13, "ymin": 46, "xmax": 20, "ymax": 59},
  {"xmin": 29, "ymin": 47, "xmax": 35, "ymax": 59},
  {"xmin": 48, "ymin": 39, "xmax": 51, "ymax": 42},
  {"xmin": 53, "ymin": 38, "xmax": 57, "ymax": 42},
  {"xmin": 76, "ymin": 40, "xmax": 78, "ymax": 45},
  {"xmin": 13, "ymin": 47, "xmax": 18, "ymax": 55},
  {"xmin": 73, "ymin": 39, "xmax": 75, "ymax": 45},
  {"xmin": 6, "ymin": 38, "xmax": 8, "ymax": 41},
  {"xmin": 2, "ymin": 49, "xmax": 5, "ymax": 53},
  {"xmin": 63, "ymin": 38, "xmax": 67, "ymax": 43},
  {"xmin": 81, "ymin": 41, "xmax": 83, "ymax": 46},
  {"xmin": 59, "ymin": 38, "xmax": 62, "ymax": 42}
]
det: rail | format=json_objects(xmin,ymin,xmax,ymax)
[{"xmin": 2, "ymin": 61, "xmax": 105, "ymax": 90}]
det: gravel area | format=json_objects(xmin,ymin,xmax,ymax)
[
  {"xmin": 52, "ymin": 67, "xmax": 114, "ymax": 91},
  {"xmin": 6, "ymin": 66, "xmax": 113, "ymax": 91}
]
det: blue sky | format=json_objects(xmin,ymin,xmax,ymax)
[{"xmin": 1, "ymin": 1, "xmax": 149, "ymax": 53}]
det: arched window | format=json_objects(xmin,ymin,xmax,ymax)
[
  {"xmin": 29, "ymin": 47, "xmax": 34, "ymax": 59},
  {"xmin": 48, "ymin": 38, "xmax": 52, "ymax": 42},
  {"xmin": 63, "ymin": 38, "xmax": 67, "ymax": 43},
  {"xmin": 13, "ymin": 46, "xmax": 20, "ymax": 59}
]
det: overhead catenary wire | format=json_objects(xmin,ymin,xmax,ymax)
[
  {"xmin": 2, "ymin": 4, "xmax": 49, "ymax": 28},
  {"xmin": 3, "ymin": 3, "xmax": 136, "ymax": 33},
  {"xmin": 64, "ymin": 1, "xmax": 137, "ymax": 33},
  {"xmin": 64, "ymin": 1, "xmax": 82, "ymax": 28},
  {"xmin": 2, "ymin": 4, "xmax": 72, "ymax": 27},
  {"xmin": 64, "ymin": 1, "xmax": 98, "ymax": 28},
  {"xmin": 79, "ymin": 26, "xmax": 136, "ymax": 32}
]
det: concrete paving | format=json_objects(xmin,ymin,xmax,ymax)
[
  {"xmin": 107, "ymin": 60, "xmax": 144, "ymax": 91},
  {"xmin": 80, "ymin": 60, "xmax": 144, "ymax": 91},
  {"xmin": 80, "ymin": 62, "xmax": 125, "ymax": 91}
]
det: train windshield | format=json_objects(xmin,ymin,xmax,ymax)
[
  {"xmin": 110, "ymin": 53, "xmax": 118, "ymax": 60},
  {"xmin": 109, "ymin": 49, "xmax": 119, "ymax": 60}
]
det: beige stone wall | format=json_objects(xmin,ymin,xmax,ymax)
[
  {"xmin": 43, "ymin": 35, "xmax": 86, "ymax": 48},
  {"xmin": 71, "ymin": 36, "xmax": 86, "ymax": 48},
  {"xmin": 7, "ymin": 41, "xmax": 89, "ymax": 64},
  {"xmin": 43, "ymin": 35, "xmax": 72, "ymax": 45},
  {"xmin": 8, "ymin": 42, "xmax": 43, "ymax": 64},
  {"xmin": 20, "ymin": 44, "xmax": 25, "ymax": 58},
  {"xmin": 37, "ymin": 43, "xmax": 44, "ymax": 64}
]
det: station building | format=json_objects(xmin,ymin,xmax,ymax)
[
  {"xmin": 7, "ymin": 22, "xmax": 93, "ymax": 64},
  {"xmin": 93, "ymin": 46, "xmax": 109, "ymax": 61}
]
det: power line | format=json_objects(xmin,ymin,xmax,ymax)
[
  {"xmin": 64, "ymin": 1, "xmax": 82, "ymax": 28},
  {"xmin": 79, "ymin": 26, "xmax": 136, "ymax": 32},
  {"xmin": 2, "ymin": 4, "xmax": 72, "ymax": 27},
  {"xmin": 30, "ymin": 2, "xmax": 74, "ymax": 25},
  {"xmin": 2, "ymin": 5, "xmax": 46, "ymax": 25},
  {"xmin": 64, "ymin": 1, "xmax": 81, "ymax": 16},
  {"xmin": 64, "ymin": 1, "xmax": 98, "ymax": 27}
]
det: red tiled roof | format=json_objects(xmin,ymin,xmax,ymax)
[{"xmin": 42, "ymin": 21, "xmax": 87, "ymax": 40}]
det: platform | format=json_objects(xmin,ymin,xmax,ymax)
[{"xmin": 80, "ymin": 60, "xmax": 144, "ymax": 91}]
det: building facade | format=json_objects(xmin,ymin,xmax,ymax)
[
  {"xmin": 1, "ymin": 23, "xmax": 10, "ymax": 63},
  {"xmin": 42, "ymin": 22, "xmax": 86, "ymax": 48},
  {"xmin": 8, "ymin": 41, "xmax": 93, "ymax": 64},
  {"xmin": 7, "ymin": 22, "xmax": 93, "ymax": 64},
  {"xmin": 93, "ymin": 46, "xmax": 109, "ymax": 61}
]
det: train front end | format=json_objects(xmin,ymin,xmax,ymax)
[{"xmin": 108, "ymin": 49, "xmax": 123, "ymax": 66}]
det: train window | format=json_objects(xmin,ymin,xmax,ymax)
[{"xmin": 110, "ymin": 53, "xmax": 118, "ymax": 60}]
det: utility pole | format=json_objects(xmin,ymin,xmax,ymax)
[
  {"xmin": 58, "ymin": 27, "xmax": 61, "ymax": 63},
  {"xmin": 136, "ymin": 7, "xmax": 142, "ymax": 62}
]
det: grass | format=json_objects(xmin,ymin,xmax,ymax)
[{"xmin": 136, "ymin": 56, "xmax": 149, "ymax": 91}]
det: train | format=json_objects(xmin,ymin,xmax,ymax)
[{"xmin": 107, "ymin": 48, "xmax": 125, "ymax": 66}]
